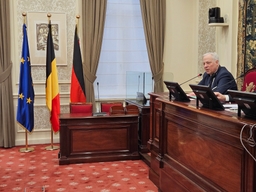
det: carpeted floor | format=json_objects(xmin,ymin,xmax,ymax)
[{"xmin": 0, "ymin": 144, "xmax": 157, "ymax": 192}]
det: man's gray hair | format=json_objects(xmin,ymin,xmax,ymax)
[{"xmin": 203, "ymin": 52, "xmax": 219, "ymax": 63}]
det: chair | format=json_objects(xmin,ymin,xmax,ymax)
[
  {"xmin": 241, "ymin": 68, "xmax": 256, "ymax": 92},
  {"xmin": 125, "ymin": 105, "xmax": 139, "ymax": 115},
  {"xmin": 109, "ymin": 105, "xmax": 125, "ymax": 115},
  {"xmin": 70, "ymin": 102, "xmax": 93, "ymax": 115},
  {"xmin": 100, "ymin": 102, "xmax": 123, "ymax": 114}
]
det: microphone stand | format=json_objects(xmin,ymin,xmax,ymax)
[
  {"xmin": 211, "ymin": 74, "xmax": 244, "ymax": 91},
  {"xmin": 97, "ymin": 82, "xmax": 100, "ymax": 112},
  {"xmin": 180, "ymin": 74, "xmax": 202, "ymax": 86},
  {"xmin": 138, "ymin": 75, "xmax": 140, "ymax": 92}
]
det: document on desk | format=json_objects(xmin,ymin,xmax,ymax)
[
  {"xmin": 189, "ymin": 96, "xmax": 196, "ymax": 100},
  {"xmin": 223, "ymin": 103, "xmax": 238, "ymax": 112}
]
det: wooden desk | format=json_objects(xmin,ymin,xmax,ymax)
[
  {"xmin": 59, "ymin": 113, "xmax": 140, "ymax": 165},
  {"xmin": 149, "ymin": 92, "xmax": 256, "ymax": 192},
  {"xmin": 125, "ymin": 99, "xmax": 151, "ymax": 166}
]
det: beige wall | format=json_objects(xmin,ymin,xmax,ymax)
[
  {"xmin": 164, "ymin": 0, "xmax": 199, "ymax": 91},
  {"xmin": 10, "ymin": 0, "xmax": 239, "ymax": 145},
  {"xmin": 216, "ymin": 0, "xmax": 239, "ymax": 76},
  {"xmin": 164, "ymin": 0, "xmax": 239, "ymax": 92}
]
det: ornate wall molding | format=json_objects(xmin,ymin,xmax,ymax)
[{"xmin": 198, "ymin": 0, "xmax": 216, "ymax": 73}]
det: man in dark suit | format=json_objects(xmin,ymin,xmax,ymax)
[
  {"xmin": 188, "ymin": 52, "xmax": 237, "ymax": 102},
  {"xmin": 198, "ymin": 52, "xmax": 237, "ymax": 94}
]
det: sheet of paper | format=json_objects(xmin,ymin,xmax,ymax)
[{"xmin": 223, "ymin": 104, "xmax": 238, "ymax": 109}]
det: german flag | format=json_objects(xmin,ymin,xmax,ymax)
[
  {"xmin": 46, "ymin": 21, "xmax": 60, "ymax": 133},
  {"xmin": 70, "ymin": 25, "xmax": 86, "ymax": 102}
]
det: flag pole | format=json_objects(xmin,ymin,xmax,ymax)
[
  {"xmin": 45, "ymin": 127, "xmax": 59, "ymax": 151},
  {"xmin": 19, "ymin": 12, "xmax": 34, "ymax": 153},
  {"xmin": 45, "ymin": 13, "xmax": 59, "ymax": 151}
]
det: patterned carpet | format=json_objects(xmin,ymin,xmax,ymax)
[{"xmin": 0, "ymin": 144, "xmax": 157, "ymax": 192}]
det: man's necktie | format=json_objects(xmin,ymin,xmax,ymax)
[{"xmin": 209, "ymin": 73, "xmax": 216, "ymax": 88}]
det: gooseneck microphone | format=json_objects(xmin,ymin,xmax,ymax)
[
  {"xmin": 97, "ymin": 82, "xmax": 100, "ymax": 112},
  {"xmin": 97, "ymin": 82, "xmax": 100, "ymax": 101},
  {"xmin": 180, "ymin": 73, "xmax": 202, "ymax": 86},
  {"xmin": 138, "ymin": 75, "xmax": 140, "ymax": 92},
  {"xmin": 212, "ymin": 73, "xmax": 244, "ymax": 91},
  {"xmin": 152, "ymin": 76, "xmax": 154, "ymax": 92}
]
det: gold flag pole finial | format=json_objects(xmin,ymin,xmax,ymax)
[
  {"xmin": 47, "ymin": 13, "xmax": 51, "ymax": 23},
  {"xmin": 76, "ymin": 15, "xmax": 80, "ymax": 30},
  {"xmin": 22, "ymin": 12, "xmax": 26, "ymax": 24}
]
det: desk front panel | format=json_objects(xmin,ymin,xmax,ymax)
[
  {"xmin": 148, "ymin": 93, "xmax": 256, "ymax": 192},
  {"xmin": 59, "ymin": 114, "xmax": 140, "ymax": 165}
]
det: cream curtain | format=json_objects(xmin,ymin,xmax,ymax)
[
  {"xmin": 81, "ymin": 0, "xmax": 107, "ymax": 111},
  {"xmin": 140, "ymin": 0, "xmax": 166, "ymax": 93},
  {"xmin": 0, "ymin": 0, "xmax": 15, "ymax": 147}
]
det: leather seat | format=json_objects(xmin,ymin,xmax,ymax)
[
  {"xmin": 125, "ymin": 105, "xmax": 139, "ymax": 115},
  {"xmin": 109, "ymin": 105, "xmax": 125, "ymax": 115},
  {"xmin": 70, "ymin": 102, "xmax": 93, "ymax": 115},
  {"xmin": 241, "ymin": 68, "xmax": 256, "ymax": 92},
  {"xmin": 101, "ymin": 102, "xmax": 123, "ymax": 114}
]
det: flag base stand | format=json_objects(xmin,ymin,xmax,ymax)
[
  {"xmin": 20, "ymin": 147, "xmax": 34, "ymax": 153},
  {"xmin": 19, "ymin": 130, "xmax": 34, "ymax": 153},
  {"xmin": 45, "ymin": 145, "xmax": 59, "ymax": 151}
]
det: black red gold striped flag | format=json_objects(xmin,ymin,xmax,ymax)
[
  {"xmin": 70, "ymin": 25, "xmax": 86, "ymax": 102},
  {"xmin": 46, "ymin": 21, "xmax": 60, "ymax": 132}
]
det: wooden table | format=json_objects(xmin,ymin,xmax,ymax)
[
  {"xmin": 59, "ymin": 113, "xmax": 140, "ymax": 165},
  {"xmin": 125, "ymin": 99, "xmax": 151, "ymax": 166},
  {"xmin": 149, "ymin": 92, "xmax": 256, "ymax": 192}
]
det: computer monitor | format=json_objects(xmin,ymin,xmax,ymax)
[
  {"xmin": 164, "ymin": 81, "xmax": 190, "ymax": 102},
  {"xmin": 189, "ymin": 84, "xmax": 224, "ymax": 110},
  {"xmin": 227, "ymin": 90, "xmax": 256, "ymax": 119}
]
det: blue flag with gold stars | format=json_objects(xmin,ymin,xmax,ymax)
[{"xmin": 17, "ymin": 24, "xmax": 35, "ymax": 132}]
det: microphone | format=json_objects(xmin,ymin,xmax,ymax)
[
  {"xmin": 97, "ymin": 82, "xmax": 100, "ymax": 112},
  {"xmin": 138, "ymin": 75, "xmax": 140, "ymax": 92},
  {"xmin": 152, "ymin": 76, "xmax": 154, "ymax": 92},
  {"xmin": 180, "ymin": 73, "xmax": 202, "ymax": 85},
  {"xmin": 212, "ymin": 73, "xmax": 244, "ymax": 91}
]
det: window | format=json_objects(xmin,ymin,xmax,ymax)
[{"xmin": 95, "ymin": 0, "xmax": 150, "ymax": 100}]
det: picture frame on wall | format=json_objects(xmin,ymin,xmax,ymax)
[{"xmin": 27, "ymin": 12, "xmax": 67, "ymax": 66}]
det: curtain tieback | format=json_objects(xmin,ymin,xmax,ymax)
[
  {"xmin": 153, "ymin": 65, "xmax": 164, "ymax": 83},
  {"xmin": 0, "ymin": 62, "xmax": 12, "ymax": 83},
  {"xmin": 84, "ymin": 65, "xmax": 96, "ymax": 83}
]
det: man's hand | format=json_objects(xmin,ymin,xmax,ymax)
[
  {"xmin": 214, "ymin": 92, "xmax": 226, "ymax": 102},
  {"xmin": 187, "ymin": 92, "xmax": 195, "ymax": 97}
]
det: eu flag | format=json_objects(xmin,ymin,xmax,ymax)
[{"xmin": 17, "ymin": 24, "xmax": 35, "ymax": 132}]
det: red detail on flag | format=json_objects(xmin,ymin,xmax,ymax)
[
  {"xmin": 70, "ymin": 68, "xmax": 86, "ymax": 102},
  {"xmin": 70, "ymin": 25, "xmax": 86, "ymax": 103},
  {"xmin": 50, "ymin": 94, "xmax": 60, "ymax": 132}
]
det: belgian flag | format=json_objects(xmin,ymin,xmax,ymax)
[
  {"xmin": 70, "ymin": 25, "xmax": 86, "ymax": 102},
  {"xmin": 46, "ymin": 21, "xmax": 60, "ymax": 133}
]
